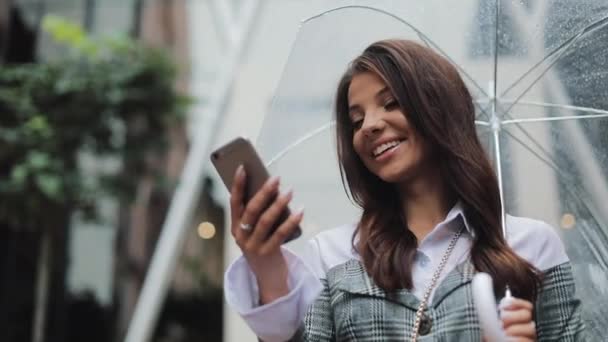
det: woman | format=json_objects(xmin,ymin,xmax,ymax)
[{"xmin": 224, "ymin": 40, "xmax": 585, "ymax": 341}]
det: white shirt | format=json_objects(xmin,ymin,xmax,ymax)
[{"xmin": 224, "ymin": 203, "xmax": 569, "ymax": 342}]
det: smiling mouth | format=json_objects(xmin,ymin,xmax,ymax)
[{"xmin": 372, "ymin": 139, "xmax": 406, "ymax": 158}]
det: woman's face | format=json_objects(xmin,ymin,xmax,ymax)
[{"xmin": 348, "ymin": 72, "xmax": 430, "ymax": 184}]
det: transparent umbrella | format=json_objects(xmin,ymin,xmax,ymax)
[{"xmin": 255, "ymin": 2, "xmax": 608, "ymax": 338}]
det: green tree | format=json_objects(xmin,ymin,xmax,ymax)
[{"xmin": 0, "ymin": 15, "xmax": 186, "ymax": 342}]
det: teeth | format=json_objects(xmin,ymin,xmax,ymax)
[{"xmin": 373, "ymin": 140, "xmax": 402, "ymax": 157}]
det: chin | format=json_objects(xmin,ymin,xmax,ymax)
[
  {"xmin": 374, "ymin": 159, "xmax": 426, "ymax": 183},
  {"xmin": 376, "ymin": 169, "xmax": 412, "ymax": 184}
]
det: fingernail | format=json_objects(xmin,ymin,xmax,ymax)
[
  {"xmin": 236, "ymin": 165, "xmax": 245, "ymax": 177},
  {"xmin": 282, "ymin": 188, "xmax": 293, "ymax": 199},
  {"xmin": 295, "ymin": 206, "xmax": 305, "ymax": 217},
  {"xmin": 270, "ymin": 176, "xmax": 280, "ymax": 186}
]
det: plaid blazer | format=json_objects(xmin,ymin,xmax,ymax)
[{"xmin": 291, "ymin": 260, "xmax": 586, "ymax": 341}]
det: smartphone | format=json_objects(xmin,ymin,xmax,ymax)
[{"xmin": 210, "ymin": 137, "xmax": 302, "ymax": 243}]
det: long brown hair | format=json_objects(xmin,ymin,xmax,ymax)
[{"xmin": 335, "ymin": 39, "xmax": 541, "ymax": 300}]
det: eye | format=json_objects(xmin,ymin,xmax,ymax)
[
  {"xmin": 351, "ymin": 119, "xmax": 363, "ymax": 130},
  {"xmin": 384, "ymin": 99, "xmax": 399, "ymax": 111}
]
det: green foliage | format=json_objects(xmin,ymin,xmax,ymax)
[{"xmin": 0, "ymin": 16, "xmax": 187, "ymax": 231}]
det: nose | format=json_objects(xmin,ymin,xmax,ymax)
[{"xmin": 360, "ymin": 112, "xmax": 385, "ymax": 137}]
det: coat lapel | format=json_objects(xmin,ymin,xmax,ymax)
[
  {"xmin": 333, "ymin": 259, "xmax": 421, "ymax": 310},
  {"xmin": 333, "ymin": 259, "xmax": 477, "ymax": 311},
  {"xmin": 431, "ymin": 259, "xmax": 476, "ymax": 308}
]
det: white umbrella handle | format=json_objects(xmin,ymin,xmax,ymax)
[{"xmin": 472, "ymin": 273, "xmax": 507, "ymax": 342}]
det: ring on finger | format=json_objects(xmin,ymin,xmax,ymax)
[{"xmin": 240, "ymin": 222, "xmax": 252, "ymax": 231}]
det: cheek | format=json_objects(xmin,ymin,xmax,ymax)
[{"xmin": 352, "ymin": 133, "xmax": 366, "ymax": 158}]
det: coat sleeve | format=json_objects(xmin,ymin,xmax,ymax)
[
  {"xmin": 535, "ymin": 262, "xmax": 587, "ymax": 341},
  {"xmin": 290, "ymin": 277, "xmax": 336, "ymax": 342}
]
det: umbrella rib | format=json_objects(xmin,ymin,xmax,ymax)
[
  {"xmin": 503, "ymin": 129, "xmax": 571, "ymax": 188},
  {"xmin": 500, "ymin": 45, "xmax": 571, "ymax": 119},
  {"xmin": 500, "ymin": 100, "xmax": 608, "ymax": 124},
  {"xmin": 419, "ymin": 33, "xmax": 496, "ymax": 121},
  {"xmin": 504, "ymin": 130, "xmax": 608, "ymax": 272},
  {"xmin": 303, "ymin": 5, "xmax": 490, "ymax": 101},
  {"xmin": 266, "ymin": 121, "xmax": 335, "ymax": 167},
  {"xmin": 408, "ymin": 20, "xmax": 491, "ymax": 101},
  {"xmin": 417, "ymin": 34, "xmax": 491, "ymax": 121},
  {"xmin": 504, "ymin": 123, "xmax": 563, "ymax": 175},
  {"xmin": 493, "ymin": 126, "xmax": 507, "ymax": 236},
  {"xmin": 416, "ymin": 35, "xmax": 434, "ymax": 50},
  {"xmin": 492, "ymin": 0, "xmax": 499, "ymax": 114},
  {"xmin": 576, "ymin": 222, "xmax": 608, "ymax": 272},
  {"xmin": 500, "ymin": 100, "xmax": 608, "ymax": 116},
  {"xmin": 503, "ymin": 113, "xmax": 608, "ymax": 125},
  {"xmin": 474, "ymin": 99, "xmax": 492, "ymax": 121},
  {"xmin": 474, "ymin": 102, "xmax": 492, "ymax": 121},
  {"xmin": 581, "ymin": 232, "xmax": 608, "ymax": 272},
  {"xmin": 494, "ymin": 100, "xmax": 551, "ymax": 156},
  {"xmin": 500, "ymin": 15, "xmax": 608, "ymax": 99}
]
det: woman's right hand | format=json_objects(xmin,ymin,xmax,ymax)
[{"xmin": 230, "ymin": 165, "xmax": 304, "ymax": 305}]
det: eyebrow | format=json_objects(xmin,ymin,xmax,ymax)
[
  {"xmin": 348, "ymin": 87, "xmax": 392, "ymax": 118},
  {"xmin": 376, "ymin": 87, "xmax": 391, "ymax": 99}
]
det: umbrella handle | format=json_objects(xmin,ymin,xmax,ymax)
[{"xmin": 472, "ymin": 273, "xmax": 507, "ymax": 342}]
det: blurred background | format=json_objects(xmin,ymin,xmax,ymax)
[
  {"xmin": 1, "ymin": 1, "xmax": 338, "ymax": 341},
  {"xmin": 1, "ymin": 0, "xmax": 607, "ymax": 342},
  {"xmin": 1, "ymin": 0, "xmax": 221, "ymax": 341}
]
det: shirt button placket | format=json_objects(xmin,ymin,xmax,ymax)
[{"xmin": 416, "ymin": 251, "xmax": 431, "ymax": 268}]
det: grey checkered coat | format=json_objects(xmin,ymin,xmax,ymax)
[{"xmin": 291, "ymin": 260, "xmax": 586, "ymax": 341}]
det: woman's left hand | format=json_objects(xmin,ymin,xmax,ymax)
[{"xmin": 500, "ymin": 297, "xmax": 537, "ymax": 341}]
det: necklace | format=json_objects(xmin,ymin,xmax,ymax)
[{"xmin": 410, "ymin": 226, "xmax": 464, "ymax": 341}]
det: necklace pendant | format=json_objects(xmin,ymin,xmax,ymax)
[
  {"xmin": 418, "ymin": 313, "xmax": 432, "ymax": 336},
  {"xmin": 410, "ymin": 226, "xmax": 464, "ymax": 341}
]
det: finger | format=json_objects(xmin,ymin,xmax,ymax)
[
  {"xmin": 240, "ymin": 176, "xmax": 280, "ymax": 234},
  {"xmin": 230, "ymin": 165, "xmax": 246, "ymax": 238},
  {"xmin": 260, "ymin": 209, "xmax": 304, "ymax": 254},
  {"xmin": 506, "ymin": 338, "xmax": 534, "ymax": 342},
  {"xmin": 505, "ymin": 321, "xmax": 536, "ymax": 339},
  {"xmin": 500, "ymin": 297, "xmax": 533, "ymax": 311},
  {"xmin": 501, "ymin": 308, "xmax": 532, "ymax": 328},
  {"xmin": 248, "ymin": 189, "xmax": 293, "ymax": 247}
]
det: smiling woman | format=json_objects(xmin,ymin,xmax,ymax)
[
  {"xmin": 344, "ymin": 71, "xmax": 428, "ymax": 186},
  {"xmin": 223, "ymin": 39, "xmax": 586, "ymax": 342},
  {"xmin": 333, "ymin": 39, "xmax": 540, "ymax": 296}
]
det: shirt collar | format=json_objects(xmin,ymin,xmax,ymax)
[
  {"xmin": 417, "ymin": 201, "xmax": 474, "ymax": 246},
  {"xmin": 443, "ymin": 200, "xmax": 473, "ymax": 235},
  {"xmin": 351, "ymin": 200, "xmax": 475, "ymax": 249}
]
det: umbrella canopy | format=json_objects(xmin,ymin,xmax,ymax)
[{"xmin": 255, "ymin": 1, "xmax": 608, "ymax": 337}]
